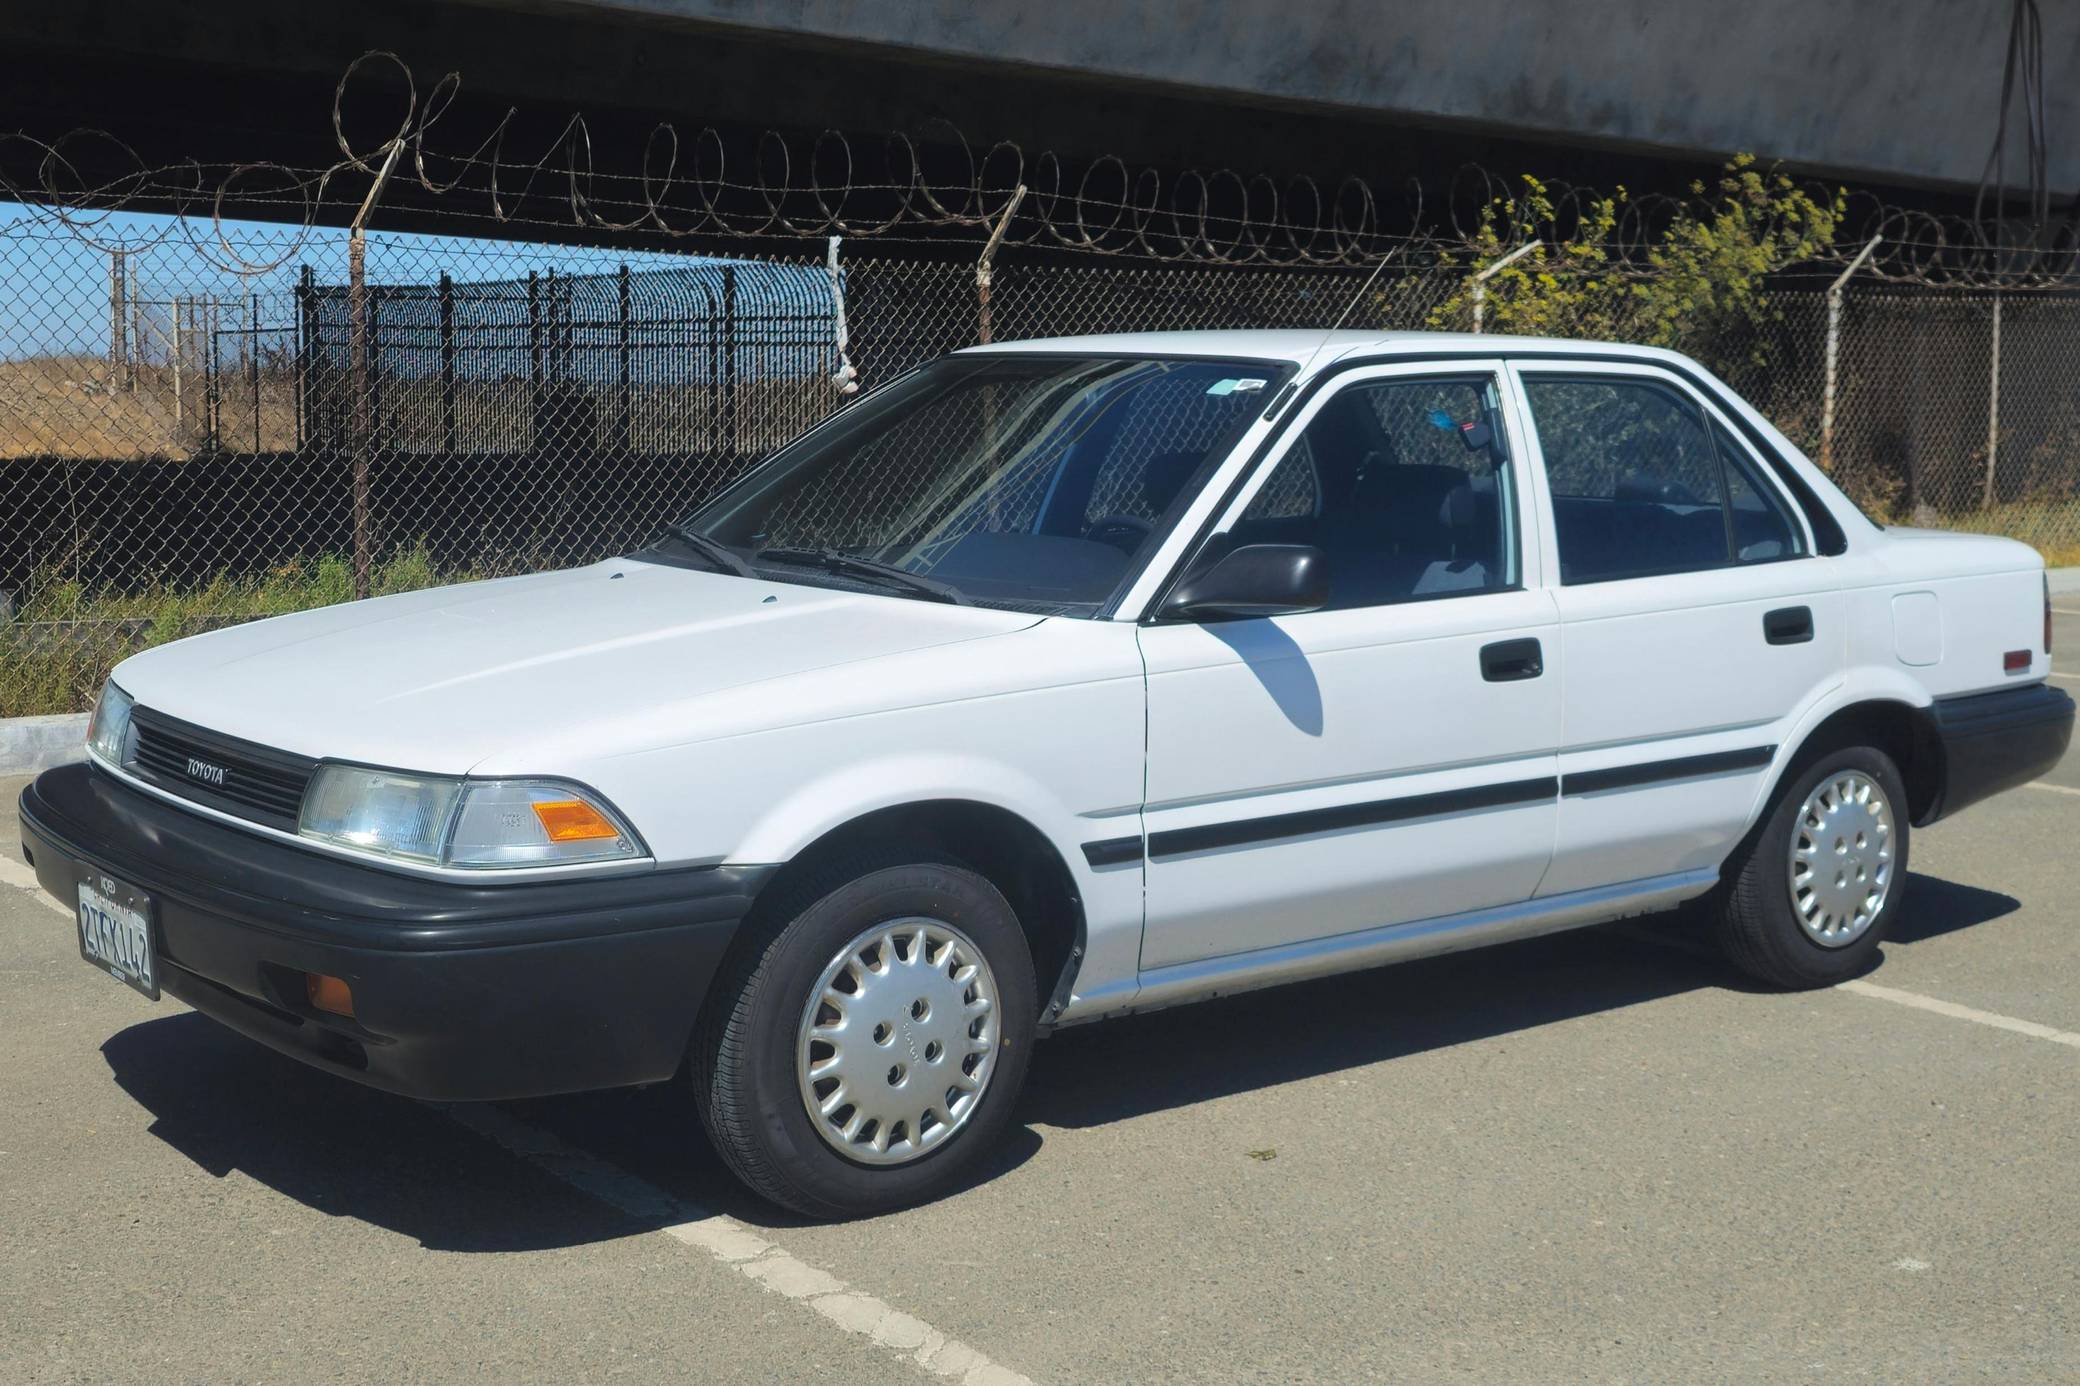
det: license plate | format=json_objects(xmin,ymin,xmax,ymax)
[{"xmin": 77, "ymin": 872, "xmax": 158, "ymax": 1000}]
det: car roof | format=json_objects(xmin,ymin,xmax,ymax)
[{"xmin": 957, "ymin": 329, "xmax": 1692, "ymax": 370}]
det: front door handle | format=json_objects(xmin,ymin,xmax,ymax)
[
  {"xmin": 1481, "ymin": 637, "xmax": 1544, "ymax": 682},
  {"xmin": 1764, "ymin": 606, "xmax": 1813, "ymax": 645}
]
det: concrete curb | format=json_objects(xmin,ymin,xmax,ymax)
[
  {"xmin": 0, "ymin": 714, "xmax": 88, "ymax": 776},
  {"xmin": 2047, "ymin": 567, "xmax": 2080, "ymax": 596}
]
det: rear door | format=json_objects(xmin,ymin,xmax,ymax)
[
  {"xmin": 1135, "ymin": 361, "xmax": 1561, "ymax": 971},
  {"xmin": 1508, "ymin": 360, "xmax": 1843, "ymax": 896}
]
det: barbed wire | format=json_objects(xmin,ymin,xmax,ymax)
[{"xmin": 1, "ymin": 50, "xmax": 2074, "ymax": 286}]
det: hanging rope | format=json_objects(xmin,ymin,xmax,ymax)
[{"xmin": 826, "ymin": 235, "xmax": 858, "ymax": 395}]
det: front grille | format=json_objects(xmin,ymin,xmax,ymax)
[{"xmin": 128, "ymin": 706, "xmax": 319, "ymax": 831}]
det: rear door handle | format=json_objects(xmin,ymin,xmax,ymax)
[
  {"xmin": 1764, "ymin": 606, "xmax": 1813, "ymax": 645},
  {"xmin": 1481, "ymin": 637, "xmax": 1544, "ymax": 682}
]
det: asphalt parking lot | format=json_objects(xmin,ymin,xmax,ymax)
[{"xmin": 5, "ymin": 627, "xmax": 2078, "ymax": 1383}]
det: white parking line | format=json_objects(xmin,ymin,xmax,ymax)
[
  {"xmin": 2047, "ymin": 671, "xmax": 2080, "ymax": 682},
  {"xmin": 1837, "ymin": 979, "xmax": 2080, "ymax": 1050},
  {"xmin": 444, "ymin": 1103, "xmax": 1035, "ymax": 1385},
  {"xmin": 2027, "ymin": 780, "xmax": 2080, "ymax": 797}
]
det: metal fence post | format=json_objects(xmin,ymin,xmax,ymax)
[
  {"xmin": 1984, "ymin": 291, "xmax": 2002, "ymax": 510},
  {"xmin": 172, "ymin": 295, "xmax": 186, "ymax": 428},
  {"xmin": 1821, "ymin": 235, "xmax": 1884, "ymax": 474},
  {"xmin": 617, "ymin": 262, "xmax": 633, "ymax": 454},
  {"xmin": 347, "ymin": 138, "xmax": 402, "ymax": 599},
  {"xmin": 974, "ymin": 184, "xmax": 1027, "ymax": 346},
  {"xmin": 722, "ymin": 264, "xmax": 739, "ymax": 456},
  {"xmin": 527, "ymin": 269, "xmax": 542, "ymax": 452},
  {"xmin": 295, "ymin": 265, "xmax": 314, "ymax": 451},
  {"xmin": 439, "ymin": 271, "xmax": 457, "ymax": 453},
  {"xmin": 1469, "ymin": 240, "xmax": 1540, "ymax": 333},
  {"xmin": 248, "ymin": 292, "xmax": 262, "ymax": 452},
  {"xmin": 129, "ymin": 287, "xmax": 144, "ymax": 395},
  {"xmin": 204, "ymin": 301, "xmax": 221, "ymax": 452},
  {"xmin": 108, "ymin": 247, "xmax": 127, "ymax": 381}
]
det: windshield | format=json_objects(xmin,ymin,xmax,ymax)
[{"xmin": 656, "ymin": 354, "xmax": 1286, "ymax": 614}]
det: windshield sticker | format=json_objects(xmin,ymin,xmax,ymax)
[{"xmin": 1207, "ymin": 377, "xmax": 1269, "ymax": 396}]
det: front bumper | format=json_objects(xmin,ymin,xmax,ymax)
[
  {"xmin": 19, "ymin": 762, "xmax": 769, "ymax": 1101},
  {"xmin": 1922, "ymin": 682, "xmax": 2076, "ymax": 823}
]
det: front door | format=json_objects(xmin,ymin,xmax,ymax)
[{"xmin": 1136, "ymin": 363, "xmax": 1562, "ymax": 971}]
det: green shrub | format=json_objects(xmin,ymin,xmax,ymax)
[{"xmin": 1, "ymin": 542, "xmax": 468, "ymax": 717}]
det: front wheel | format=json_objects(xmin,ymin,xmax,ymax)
[
  {"xmin": 1711, "ymin": 745, "xmax": 1911, "ymax": 989},
  {"xmin": 690, "ymin": 850, "xmax": 1038, "ymax": 1219}
]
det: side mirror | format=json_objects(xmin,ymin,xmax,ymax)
[{"xmin": 1160, "ymin": 543, "xmax": 1328, "ymax": 622}]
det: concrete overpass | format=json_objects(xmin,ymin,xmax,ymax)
[
  {"xmin": 494, "ymin": 0, "xmax": 2077, "ymax": 194},
  {"xmin": 3, "ymin": 0, "xmax": 2070, "ymax": 231}
]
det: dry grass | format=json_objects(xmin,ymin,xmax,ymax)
[
  {"xmin": 1906, "ymin": 498, "xmax": 2080, "ymax": 569},
  {"xmin": 0, "ymin": 356, "xmax": 301, "ymax": 460}
]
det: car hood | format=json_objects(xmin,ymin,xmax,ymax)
[{"xmin": 113, "ymin": 558, "xmax": 1041, "ymax": 773}]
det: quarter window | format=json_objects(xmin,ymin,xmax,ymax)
[
  {"xmin": 1523, "ymin": 375, "xmax": 1805, "ymax": 584},
  {"xmin": 1232, "ymin": 375, "xmax": 1517, "ymax": 611}
]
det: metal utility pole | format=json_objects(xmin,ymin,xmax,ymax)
[{"xmin": 347, "ymin": 139, "xmax": 403, "ymax": 599}]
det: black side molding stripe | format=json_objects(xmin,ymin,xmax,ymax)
[
  {"xmin": 1084, "ymin": 747, "xmax": 1777, "ymax": 869},
  {"xmin": 1146, "ymin": 775, "xmax": 1559, "ymax": 861},
  {"xmin": 1081, "ymin": 836, "xmax": 1145, "ymax": 867},
  {"xmin": 1562, "ymin": 745, "xmax": 1776, "ymax": 797}
]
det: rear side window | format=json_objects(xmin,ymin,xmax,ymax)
[
  {"xmin": 1711, "ymin": 419, "xmax": 1807, "ymax": 562},
  {"xmin": 1523, "ymin": 375, "xmax": 1805, "ymax": 584}
]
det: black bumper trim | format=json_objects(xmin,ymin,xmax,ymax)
[
  {"xmin": 1921, "ymin": 682, "xmax": 2076, "ymax": 824},
  {"xmin": 20, "ymin": 762, "xmax": 772, "ymax": 1101}
]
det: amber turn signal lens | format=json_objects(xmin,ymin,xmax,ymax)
[
  {"xmin": 305, "ymin": 972, "xmax": 355, "ymax": 1018},
  {"xmin": 531, "ymin": 798, "xmax": 622, "ymax": 842}
]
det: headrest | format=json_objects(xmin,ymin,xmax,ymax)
[
  {"xmin": 1138, "ymin": 450, "xmax": 1203, "ymax": 515},
  {"xmin": 1439, "ymin": 483, "xmax": 1479, "ymax": 530}
]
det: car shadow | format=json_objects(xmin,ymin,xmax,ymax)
[
  {"xmin": 1885, "ymin": 871, "xmax": 2018, "ymax": 943},
  {"xmin": 100, "ymin": 1010, "xmax": 1044, "ymax": 1246},
  {"xmin": 99, "ymin": 867, "xmax": 2018, "ymax": 1237}
]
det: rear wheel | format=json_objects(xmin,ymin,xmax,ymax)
[
  {"xmin": 1712, "ymin": 745, "xmax": 1910, "ymax": 989},
  {"xmin": 691, "ymin": 849, "xmax": 1037, "ymax": 1219}
]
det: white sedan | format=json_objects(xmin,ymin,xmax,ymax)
[{"xmin": 21, "ymin": 330, "xmax": 2071, "ymax": 1217}]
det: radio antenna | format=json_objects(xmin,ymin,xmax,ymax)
[{"xmin": 1294, "ymin": 246, "xmax": 1399, "ymax": 382}]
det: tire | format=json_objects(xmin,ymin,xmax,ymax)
[
  {"xmin": 1712, "ymin": 744, "xmax": 1911, "ymax": 989},
  {"xmin": 690, "ymin": 846, "xmax": 1038, "ymax": 1219}
]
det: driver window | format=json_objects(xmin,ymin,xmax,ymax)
[{"xmin": 1233, "ymin": 375, "xmax": 1517, "ymax": 612}]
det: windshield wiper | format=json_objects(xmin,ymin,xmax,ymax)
[
  {"xmin": 755, "ymin": 547, "xmax": 970, "ymax": 605},
  {"xmin": 663, "ymin": 523, "xmax": 756, "ymax": 578}
]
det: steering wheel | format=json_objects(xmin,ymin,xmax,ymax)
[{"xmin": 1084, "ymin": 513, "xmax": 1154, "ymax": 553}]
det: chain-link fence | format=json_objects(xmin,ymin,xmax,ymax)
[{"xmin": 5, "ymin": 212, "xmax": 2079, "ymax": 714}]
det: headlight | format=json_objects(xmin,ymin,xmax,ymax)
[
  {"xmin": 86, "ymin": 681, "xmax": 135, "ymax": 765},
  {"xmin": 297, "ymin": 765, "xmax": 644, "ymax": 870}
]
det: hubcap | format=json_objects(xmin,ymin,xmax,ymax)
[
  {"xmin": 796, "ymin": 918, "xmax": 1000, "ymax": 1166},
  {"xmin": 1787, "ymin": 769, "xmax": 1895, "ymax": 947}
]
